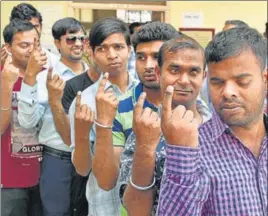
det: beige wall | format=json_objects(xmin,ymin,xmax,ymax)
[
  {"xmin": 169, "ymin": 1, "xmax": 267, "ymax": 33},
  {"xmin": 1, "ymin": 1, "xmax": 267, "ymax": 47},
  {"xmin": 1, "ymin": 1, "xmax": 70, "ymax": 50}
]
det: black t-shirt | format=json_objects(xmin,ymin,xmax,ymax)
[{"xmin": 62, "ymin": 72, "xmax": 94, "ymax": 114}]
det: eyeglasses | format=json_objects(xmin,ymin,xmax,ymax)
[{"xmin": 65, "ymin": 35, "xmax": 88, "ymax": 45}]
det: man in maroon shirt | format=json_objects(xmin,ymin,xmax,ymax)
[{"xmin": 1, "ymin": 19, "xmax": 45, "ymax": 216}]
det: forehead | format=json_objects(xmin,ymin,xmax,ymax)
[
  {"xmin": 100, "ymin": 33, "xmax": 127, "ymax": 46},
  {"xmin": 29, "ymin": 17, "xmax": 41, "ymax": 26},
  {"xmin": 223, "ymin": 24, "xmax": 235, "ymax": 31},
  {"xmin": 208, "ymin": 50, "xmax": 262, "ymax": 78},
  {"xmin": 133, "ymin": 25, "xmax": 142, "ymax": 33},
  {"xmin": 163, "ymin": 48, "xmax": 204, "ymax": 66},
  {"xmin": 12, "ymin": 29, "xmax": 39, "ymax": 43},
  {"xmin": 136, "ymin": 40, "xmax": 164, "ymax": 54},
  {"xmin": 64, "ymin": 29, "xmax": 85, "ymax": 37}
]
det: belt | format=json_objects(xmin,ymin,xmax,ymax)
[{"xmin": 43, "ymin": 145, "xmax": 71, "ymax": 160}]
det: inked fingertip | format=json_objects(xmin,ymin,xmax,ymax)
[
  {"xmin": 104, "ymin": 72, "xmax": 109, "ymax": 78},
  {"xmin": 166, "ymin": 85, "xmax": 174, "ymax": 93},
  {"xmin": 141, "ymin": 92, "xmax": 146, "ymax": 97}
]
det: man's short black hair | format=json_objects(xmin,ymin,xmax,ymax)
[
  {"xmin": 3, "ymin": 18, "xmax": 38, "ymax": 44},
  {"xmin": 158, "ymin": 35, "xmax": 206, "ymax": 69},
  {"xmin": 224, "ymin": 20, "xmax": 249, "ymax": 28},
  {"xmin": 132, "ymin": 21, "xmax": 181, "ymax": 52},
  {"xmin": 89, "ymin": 17, "xmax": 131, "ymax": 51},
  {"xmin": 129, "ymin": 22, "xmax": 144, "ymax": 35},
  {"xmin": 10, "ymin": 3, "xmax": 43, "ymax": 25},
  {"xmin": 52, "ymin": 17, "xmax": 86, "ymax": 40},
  {"xmin": 205, "ymin": 27, "xmax": 267, "ymax": 71}
]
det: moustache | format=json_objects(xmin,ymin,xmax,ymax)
[
  {"xmin": 219, "ymin": 98, "xmax": 244, "ymax": 109},
  {"xmin": 144, "ymin": 68, "xmax": 155, "ymax": 74}
]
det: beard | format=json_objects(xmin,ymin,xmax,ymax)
[
  {"xmin": 143, "ymin": 81, "xmax": 160, "ymax": 90},
  {"xmin": 217, "ymin": 94, "xmax": 265, "ymax": 127}
]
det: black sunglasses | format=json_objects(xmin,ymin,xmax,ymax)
[{"xmin": 65, "ymin": 35, "xmax": 88, "ymax": 45}]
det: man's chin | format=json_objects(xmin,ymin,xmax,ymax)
[
  {"xmin": 143, "ymin": 81, "xmax": 160, "ymax": 90},
  {"xmin": 219, "ymin": 112, "xmax": 250, "ymax": 127},
  {"xmin": 70, "ymin": 55, "xmax": 83, "ymax": 61}
]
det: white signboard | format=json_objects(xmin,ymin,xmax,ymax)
[
  {"xmin": 117, "ymin": 10, "xmax": 152, "ymax": 23},
  {"xmin": 182, "ymin": 12, "xmax": 204, "ymax": 27}
]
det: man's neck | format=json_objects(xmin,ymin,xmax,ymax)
[
  {"xmin": 230, "ymin": 114, "xmax": 265, "ymax": 157},
  {"xmin": 143, "ymin": 86, "xmax": 162, "ymax": 107},
  {"xmin": 61, "ymin": 57, "xmax": 84, "ymax": 75},
  {"xmin": 108, "ymin": 70, "xmax": 128, "ymax": 93},
  {"xmin": 87, "ymin": 68, "xmax": 100, "ymax": 82}
]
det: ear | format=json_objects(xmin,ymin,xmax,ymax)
[
  {"xmin": 155, "ymin": 65, "xmax": 161, "ymax": 81},
  {"xmin": 54, "ymin": 39, "xmax": 61, "ymax": 53},
  {"xmin": 127, "ymin": 46, "xmax": 131, "ymax": 59},
  {"xmin": 5, "ymin": 43, "xmax": 12, "ymax": 54},
  {"xmin": 263, "ymin": 67, "xmax": 267, "ymax": 87},
  {"xmin": 87, "ymin": 46, "xmax": 93, "ymax": 57},
  {"xmin": 203, "ymin": 69, "xmax": 207, "ymax": 79}
]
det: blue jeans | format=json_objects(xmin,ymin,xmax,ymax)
[{"xmin": 40, "ymin": 149, "xmax": 74, "ymax": 216}]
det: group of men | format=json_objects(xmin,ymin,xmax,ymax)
[{"xmin": 1, "ymin": 3, "xmax": 267, "ymax": 216}]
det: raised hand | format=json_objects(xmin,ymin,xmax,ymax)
[
  {"xmin": 75, "ymin": 91, "xmax": 95, "ymax": 140},
  {"xmin": 25, "ymin": 38, "xmax": 47, "ymax": 77},
  {"xmin": 1, "ymin": 55, "xmax": 19, "ymax": 88},
  {"xmin": 1, "ymin": 44, "xmax": 8, "ymax": 67},
  {"xmin": 95, "ymin": 72, "xmax": 118, "ymax": 126},
  {"xmin": 161, "ymin": 86, "xmax": 199, "ymax": 147},
  {"xmin": 46, "ymin": 67, "xmax": 65, "ymax": 104},
  {"xmin": 133, "ymin": 92, "xmax": 161, "ymax": 153}
]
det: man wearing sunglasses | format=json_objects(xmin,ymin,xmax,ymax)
[{"xmin": 18, "ymin": 17, "xmax": 88, "ymax": 216}]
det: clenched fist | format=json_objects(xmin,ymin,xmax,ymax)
[
  {"xmin": 46, "ymin": 67, "xmax": 65, "ymax": 104},
  {"xmin": 161, "ymin": 86, "xmax": 199, "ymax": 147},
  {"xmin": 95, "ymin": 73, "xmax": 118, "ymax": 126},
  {"xmin": 75, "ymin": 91, "xmax": 95, "ymax": 141},
  {"xmin": 1, "ymin": 55, "xmax": 19, "ymax": 89},
  {"xmin": 133, "ymin": 92, "xmax": 161, "ymax": 153}
]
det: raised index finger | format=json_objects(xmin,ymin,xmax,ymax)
[
  {"xmin": 97, "ymin": 72, "xmax": 109, "ymax": 93},
  {"xmin": 47, "ymin": 67, "xmax": 53, "ymax": 81},
  {"xmin": 134, "ymin": 92, "xmax": 146, "ymax": 118},
  {"xmin": 161, "ymin": 85, "xmax": 174, "ymax": 123},
  {"xmin": 75, "ymin": 91, "xmax": 82, "ymax": 112}
]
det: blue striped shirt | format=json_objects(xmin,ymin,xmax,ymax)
[{"xmin": 112, "ymin": 82, "xmax": 158, "ymax": 146}]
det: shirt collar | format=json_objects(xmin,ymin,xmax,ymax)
[
  {"xmin": 209, "ymin": 109, "xmax": 229, "ymax": 141},
  {"xmin": 196, "ymin": 99, "xmax": 212, "ymax": 123},
  {"xmin": 54, "ymin": 60, "xmax": 89, "ymax": 75}
]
